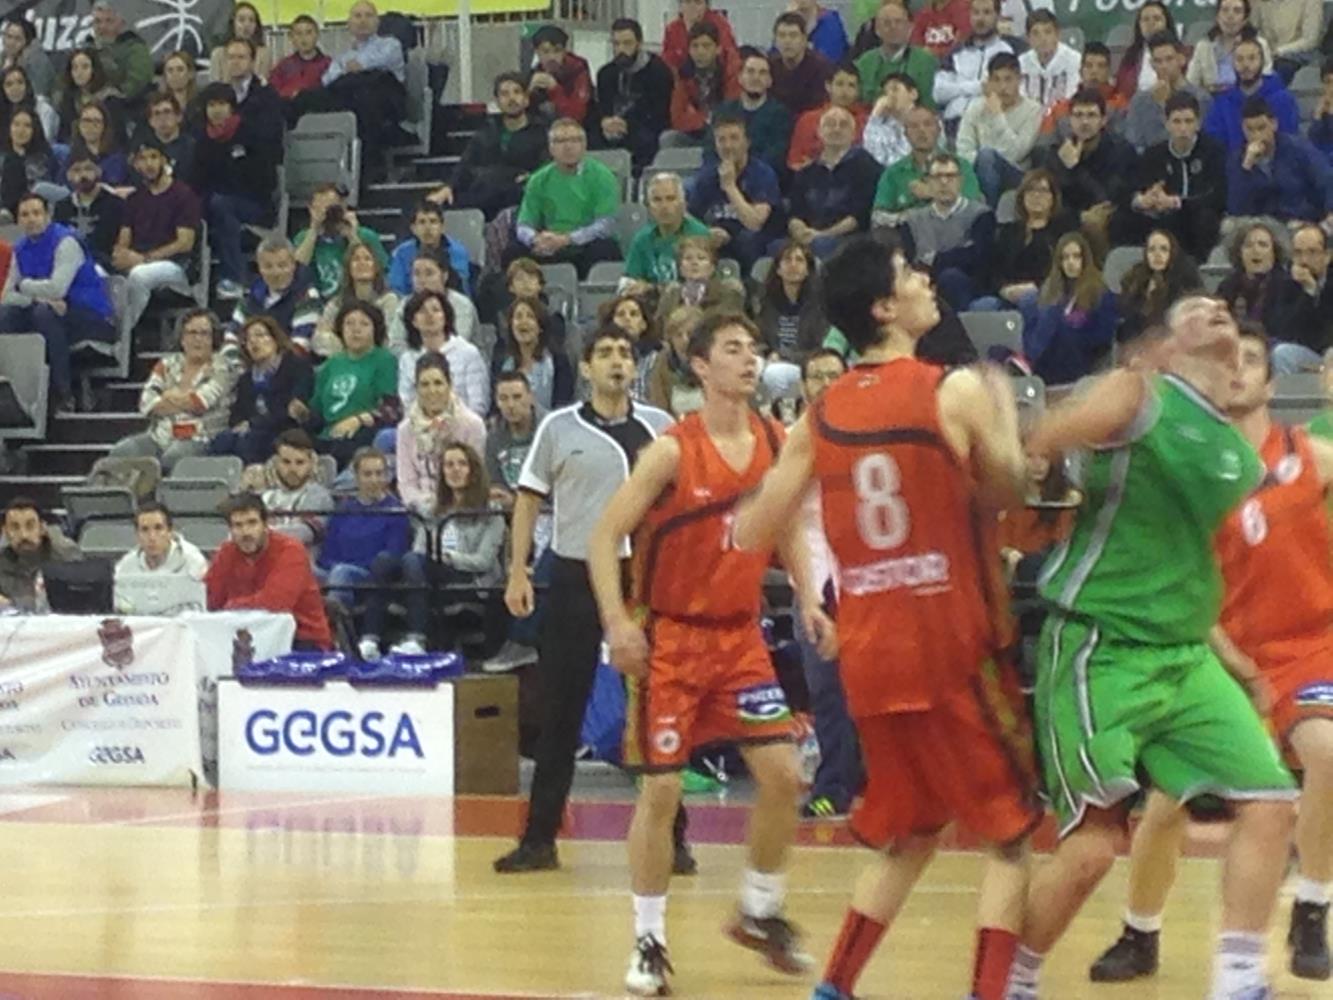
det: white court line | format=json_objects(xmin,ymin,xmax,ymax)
[
  {"xmin": 113, "ymin": 792, "xmax": 399, "ymax": 827},
  {"xmin": 0, "ymin": 966, "xmax": 604, "ymax": 999}
]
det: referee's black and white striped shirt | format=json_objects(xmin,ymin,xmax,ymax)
[{"xmin": 517, "ymin": 401, "xmax": 674, "ymax": 561}]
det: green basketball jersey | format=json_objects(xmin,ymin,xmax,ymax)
[
  {"xmin": 1308, "ymin": 409, "xmax": 1333, "ymax": 441},
  {"xmin": 1040, "ymin": 374, "xmax": 1263, "ymax": 645}
]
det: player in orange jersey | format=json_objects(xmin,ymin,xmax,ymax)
[
  {"xmin": 733, "ymin": 234, "xmax": 1038, "ymax": 1000},
  {"xmin": 1087, "ymin": 326, "xmax": 1333, "ymax": 985},
  {"xmin": 588, "ymin": 311, "xmax": 836, "ymax": 997}
]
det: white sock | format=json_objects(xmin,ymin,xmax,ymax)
[
  {"xmin": 1210, "ymin": 932, "xmax": 1266, "ymax": 998},
  {"xmin": 1124, "ymin": 910, "xmax": 1163, "ymax": 933},
  {"xmin": 740, "ymin": 867, "xmax": 786, "ymax": 919},
  {"xmin": 633, "ymin": 894, "xmax": 667, "ymax": 943},
  {"xmin": 1294, "ymin": 875, "xmax": 1331, "ymax": 906},
  {"xmin": 1006, "ymin": 945, "xmax": 1044, "ymax": 992}
]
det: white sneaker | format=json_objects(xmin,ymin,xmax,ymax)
[
  {"xmin": 390, "ymin": 637, "xmax": 426, "ymax": 655},
  {"xmin": 357, "ymin": 637, "xmax": 381, "ymax": 660},
  {"xmin": 482, "ymin": 640, "xmax": 539, "ymax": 673},
  {"xmin": 625, "ymin": 935, "xmax": 673, "ymax": 996}
]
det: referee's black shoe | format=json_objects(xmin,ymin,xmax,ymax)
[
  {"xmin": 1290, "ymin": 900, "xmax": 1331, "ymax": 980},
  {"xmin": 493, "ymin": 841, "xmax": 558, "ymax": 873},
  {"xmin": 1089, "ymin": 924, "xmax": 1159, "ymax": 981},
  {"xmin": 672, "ymin": 841, "xmax": 698, "ymax": 876}
]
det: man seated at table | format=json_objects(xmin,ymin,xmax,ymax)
[
  {"xmin": 206, "ymin": 493, "xmax": 333, "ymax": 651},
  {"xmin": 0, "ymin": 497, "xmax": 80, "ymax": 611},
  {"xmin": 114, "ymin": 502, "xmax": 208, "ymax": 584}
]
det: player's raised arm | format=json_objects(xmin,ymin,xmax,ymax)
[
  {"xmin": 733, "ymin": 414, "xmax": 816, "ymax": 552},
  {"xmin": 1027, "ymin": 367, "xmax": 1149, "ymax": 460},
  {"xmin": 938, "ymin": 365, "xmax": 1028, "ymax": 510},
  {"xmin": 587, "ymin": 436, "xmax": 682, "ymax": 677}
]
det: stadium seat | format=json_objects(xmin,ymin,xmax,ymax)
[
  {"xmin": 578, "ymin": 286, "xmax": 616, "ymax": 325},
  {"xmin": 585, "ymin": 261, "xmax": 626, "ymax": 288},
  {"xmin": 74, "ymin": 276, "xmax": 134, "ymax": 390},
  {"xmin": 539, "ymin": 263, "xmax": 579, "ymax": 313},
  {"xmin": 959, "ymin": 310, "xmax": 1023, "ymax": 357},
  {"xmin": 172, "ymin": 455, "xmax": 243, "ymax": 490},
  {"xmin": 1273, "ymin": 371, "xmax": 1323, "ymax": 401},
  {"xmin": 750, "ymin": 257, "xmax": 773, "ymax": 284},
  {"xmin": 0, "ymin": 332, "xmax": 48, "ymax": 441},
  {"xmin": 616, "ymin": 203, "xmax": 649, "ymax": 253},
  {"xmin": 996, "ymin": 190, "xmax": 1018, "ymax": 225},
  {"xmin": 78, "ymin": 519, "xmax": 138, "ymax": 559},
  {"xmin": 393, "ymin": 48, "xmax": 435, "ymax": 161},
  {"xmin": 1292, "ymin": 64, "xmax": 1323, "ymax": 121},
  {"xmin": 174, "ymin": 517, "xmax": 231, "ymax": 553},
  {"xmin": 586, "ymin": 148, "xmax": 634, "ymax": 200},
  {"xmin": 1102, "ymin": 245, "xmax": 1142, "ymax": 293},
  {"xmin": 643, "ymin": 147, "xmax": 705, "ymax": 197},
  {"xmin": 62, "ymin": 485, "xmax": 136, "ymax": 531},
  {"xmin": 286, "ymin": 112, "xmax": 361, "ymax": 208},
  {"xmin": 1106, "ymin": 23, "xmax": 1134, "ymax": 52},
  {"xmin": 157, "ymin": 478, "xmax": 232, "ymax": 517},
  {"xmin": 443, "ymin": 209, "xmax": 486, "ymax": 269}
]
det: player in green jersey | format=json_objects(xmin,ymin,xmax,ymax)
[{"xmin": 1006, "ymin": 297, "xmax": 1299, "ymax": 1000}]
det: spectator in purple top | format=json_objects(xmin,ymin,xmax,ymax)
[
  {"xmin": 113, "ymin": 136, "xmax": 201, "ymax": 333},
  {"xmin": 770, "ymin": 12, "xmax": 833, "ymax": 116}
]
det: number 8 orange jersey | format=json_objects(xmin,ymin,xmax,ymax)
[{"xmin": 812, "ymin": 358, "xmax": 1010, "ymax": 717}]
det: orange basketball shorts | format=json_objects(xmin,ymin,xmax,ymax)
[
  {"xmin": 1259, "ymin": 639, "xmax": 1333, "ymax": 761},
  {"xmin": 624, "ymin": 617, "xmax": 795, "ymax": 773},
  {"xmin": 850, "ymin": 658, "xmax": 1041, "ymax": 849}
]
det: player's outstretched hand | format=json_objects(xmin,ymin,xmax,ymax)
[
  {"xmin": 803, "ymin": 605, "xmax": 839, "ymax": 660},
  {"xmin": 606, "ymin": 620, "xmax": 650, "ymax": 678}
]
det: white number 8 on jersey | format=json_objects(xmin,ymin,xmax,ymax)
[
  {"xmin": 1240, "ymin": 497, "xmax": 1268, "ymax": 547},
  {"xmin": 853, "ymin": 453, "xmax": 911, "ymax": 549}
]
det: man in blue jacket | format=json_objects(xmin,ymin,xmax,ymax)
[
  {"xmin": 387, "ymin": 200, "xmax": 473, "ymax": 298},
  {"xmin": 0, "ymin": 191, "xmax": 115, "ymax": 413},
  {"xmin": 1204, "ymin": 36, "xmax": 1300, "ymax": 153},
  {"xmin": 315, "ymin": 446, "xmax": 413, "ymax": 659},
  {"xmin": 1227, "ymin": 96, "xmax": 1333, "ymax": 224}
]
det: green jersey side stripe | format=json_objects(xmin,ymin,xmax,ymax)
[{"xmin": 1056, "ymin": 447, "xmax": 1133, "ymax": 610}]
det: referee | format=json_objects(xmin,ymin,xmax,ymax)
[{"xmin": 494, "ymin": 327, "xmax": 691, "ymax": 874}]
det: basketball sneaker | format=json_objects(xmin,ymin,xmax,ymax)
[
  {"xmin": 1089, "ymin": 925, "xmax": 1159, "ymax": 981},
  {"xmin": 1289, "ymin": 900, "xmax": 1331, "ymax": 980},
  {"xmin": 801, "ymin": 795, "xmax": 849, "ymax": 820},
  {"xmin": 725, "ymin": 910, "xmax": 814, "ymax": 974},
  {"xmin": 811, "ymin": 983, "xmax": 856, "ymax": 999},
  {"xmin": 625, "ymin": 934, "xmax": 673, "ymax": 996}
]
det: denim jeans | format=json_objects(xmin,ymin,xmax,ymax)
[
  {"xmin": 797, "ymin": 598, "xmax": 864, "ymax": 807},
  {"xmin": 974, "ymin": 148, "xmax": 1026, "ymax": 208},
  {"xmin": 207, "ymin": 192, "xmax": 269, "ymax": 284},
  {"xmin": 1272, "ymin": 341, "xmax": 1324, "ymax": 375},
  {"xmin": 0, "ymin": 303, "xmax": 114, "ymax": 397}
]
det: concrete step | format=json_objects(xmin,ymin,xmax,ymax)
[
  {"xmin": 23, "ymin": 443, "xmax": 112, "ymax": 477},
  {"xmin": 106, "ymin": 382, "xmax": 145, "ymax": 412},
  {"xmin": 47, "ymin": 411, "xmax": 146, "ymax": 445},
  {"xmin": 130, "ymin": 352, "xmax": 170, "ymax": 381},
  {"xmin": 0, "ymin": 475, "xmax": 83, "ymax": 511},
  {"xmin": 407, "ymin": 155, "xmax": 460, "ymax": 182},
  {"xmin": 362, "ymin": 180, "xmax": 443, "ymax": 213}
]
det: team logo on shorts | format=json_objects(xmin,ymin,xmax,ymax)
[
  {"xmin": 653, "ymin": 728, "xmax": 682, "ymax": 755},
  {"xmin": 736, "ymin": 684, "xmax": 792, "ymax": 724},
  {"xmin": 1294, "ymin": 682, "xmax": 1333, "ymax": 708}
]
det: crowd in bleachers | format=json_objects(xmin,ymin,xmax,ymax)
[{"xmin": 2, "ymin": 0, "xmax": 1333, "ymax": 662}]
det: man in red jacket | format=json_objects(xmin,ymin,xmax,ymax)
[
  {"xmin": 529, "ymin": 25, "xmax": 593, "ymax": 123},
  {"xmin": 206, "ymin": 493, "xmax": 333, "ymax": 650}
]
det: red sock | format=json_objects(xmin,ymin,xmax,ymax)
[
  {"xmin": 972, "ymin": 927, "xmax": 1020, "ymax": 1000},
  {"xmin": 822, "ymin": 909, "xmax": 888, "ymax": 994}
]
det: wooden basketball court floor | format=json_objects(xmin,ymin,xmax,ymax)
[{"xmin": 0, "ymin": 788, "xmax": 1328, "ymax": 999}]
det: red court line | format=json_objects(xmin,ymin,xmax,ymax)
[{"xmin": 0, "ymin": 971, "xmax": 578, "ymax": 999}]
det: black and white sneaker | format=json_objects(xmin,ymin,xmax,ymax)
[
  {"xmin": 1089, "ymin": 925, "xmax": 1159, "ymax": 982},
  {"xmin": 1289, "ymin": 900, "xmax": 1331, "ymax": 980},
  {"xmin": 725, "ymin": 910, "xmax": 814, "ymax": 974},
  {"xmin": 625, "ymin": 934, "xmax": 673, "ymax": 996}
]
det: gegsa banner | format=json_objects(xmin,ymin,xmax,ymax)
[
  {"xmin": 6, "ymin": 0, "xmax": 231, "ymax": 58},
  {"xmin": 0, "ymin": 615, "xmax": 201, "ymax": 786}
]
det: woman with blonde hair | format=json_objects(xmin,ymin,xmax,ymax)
[
  {"xmin": 160, "ymin": 50, "xmax": 203, "ymax": 127},
  {"xmin": 1023, "ymin": 231, "xmax": 1120, "ymax": 383}
]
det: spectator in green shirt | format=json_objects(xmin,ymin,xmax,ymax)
[
  {"xmin": 623, "ymin": 172, "xmax": 712, "ymax": 289},
  {"xmin": 90, "ymin": 1, "xmax": 153, "ymax": 105},
  {"xmin": 872, "ymin": 104, "xmax": 981, "ymax": 225},
  {"xmin": 854, "ymin": 0, "xmax": 938, "ymax": 106},
  {"xmin": 294, "ymin": 299, "xmax": 401, "ymax": 469},
  {"xmin": 293, "ymin": 182, "xmax": 391, "ymax": 301},
  {"xmin": 506, "ymin": 117, "xmax": 622, "ymax": 277}
]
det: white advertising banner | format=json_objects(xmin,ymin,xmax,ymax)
[
  {"xmin": 0, "ymin": 615, "xmax": 201, "ymax": 786},
  {"xmin": 181, "ymin": 611, "xmax": 295, "ymax": 786},
  {"xmin": 217, "ymin": 680, "xmax": 455, "ymax": 796}
]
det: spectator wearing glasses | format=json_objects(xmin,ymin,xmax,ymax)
[
  {"xmin": 68, "ymin": 99, "xmax": 128, "ymax": 187},
  {"xmin": 54, "ymin": 46, "xmax": 119, "ymax": 146},
  {"xmin": 899, "ymin": 151, "xmax": 996, "ymax": 310},
  {"xmin": 1271, "ymin": 223, "xmax": 1333, "ymax": 372}
]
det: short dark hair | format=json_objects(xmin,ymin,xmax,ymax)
[
  {"xmin": 801, "ymin": 348, "xmax": 847, "ymax": 380},
  {"xmin": 135, "ymin": 500, "xmax": 173, "ymax": 528},
  {"xmin": 881, "ymin": 70, "xmax": 918, "ymax": 93},
  {"xmin": 350, "ymin": 446, "xmax": 387, "ymax": 473},
  {"xmin": 1237, "ymin": 320, "xmax": 1271, "ymax": 382},
  {"xmin": 274, "ymin": 428, "xmax": 315, "ymax": 453},
  {"xmin": 495, "ymin": 370, "xmax": 532, "ymax": 392},
  {"xmin": 1235, "ymin": 35, "xmax": 1264, "ymax": 56},
  {"xmin": 3, "ymin": 496, "xmax": 41, "ymax": 521},
  {"xmin": 290, "ymin": 13, "xmax": 319, "ymax": 28},
  {"xmin": 1083, "ymin": 41, "xmax": 1111, "ymax": 62},
  {"xmin": 988, "ymin": 51, "xmax": 1020, "ymax": 76},
  {"xmin": 687, "ymin": 20, "xmax": 720, "ymax": 44},
  {"xmin": 3, "ymin": 17, "xmax": 36, "ymax": 44},
  {"xmin": 712, "ymin": 110, "xmax": 747, "ymax": 133},
  {"xmin": 414, "ymin": 350, "xmax": 452, "ymax": 384},
  {"xmin": 1070, "ymin": 86, "xmax": 1107, "ymax": 115},
  {"xmin": 738, "ymin": 44, "xmax": 767, "ymax": 66},
  {"xmin": 1164, "ymin": 90, "xmax": 1200, "ymax": 117},
  {"xmin": 687, "ymin": 311, "xmax": 759, "ymax": 361},
  {"xmin": 15, "ymin": 190, "xmax": 47, "ymax": 214},
  {"xmin": 334, "ymin": 299, "xmax": 388, "ymax": 346},
  {"xmin": 148, "ymin": 92, "xmax": 182, "ymax": 114},
  {"xmin": 493, "ymin": 70, "xmax": 526, "ymax": 95},
  {"xmin": 532, "ymin": 24, "xmax": 569, "ymax": 47},
  {"xmin": 403, "ymin": 290, "xmax": 456, "ymax": 348},
  {"xmin": 222, "ymin": 493, "xmax": 267, "ymax": 522},
  {"xmin": 1027, "ymin": 9, "xmax": 1059, "ymax": 30},
  {"xmin": 412, "ymin": 199, "xmax": 444, "ymax": 225},
  {"xmin": 823, "ymin": 234, "xmax": 904, "ymax": 354},
  {"xmin": 1241, "ymin": 94, "xmax": 1273, "ymax": 120},
  {"xmin": 611, "ymin": 17, "xmax": 643, "ymax": 40},
  {"xmin": 225, "ymin": 35, "xmax": 258, "ymax": 57},
  {"xmin": 200, "ymin": 81, "xmax": 237, "ymax": 109},
  {"xmin": 1294, "ymin": 222, "xmax": 1329, "ymax": 249},
  {"xmin": 1146, "ymin": 30, "xmax": 1181, "ymax": 52},
  {"xmin": 582, "ymin": 326, "xmax": 635, "ymax": 362},
  {"xmin": 831, "ymin": 60, "xmax": 861, "ymax": 81},
  {"xmin": 774, "ymin": 11, "xmax": 807, "ymax": 34}
]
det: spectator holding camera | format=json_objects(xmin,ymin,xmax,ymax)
[{"xmin": 294, "ymin": 182, "xmax": 390, "ymax": 301}]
